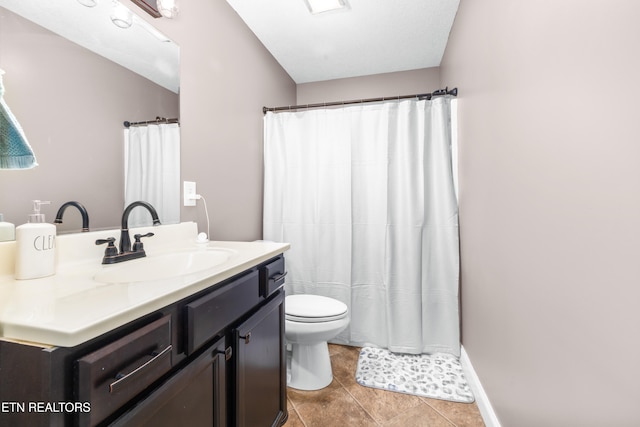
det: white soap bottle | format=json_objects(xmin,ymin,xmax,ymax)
[
  {"xmin": 0, "ymin": 213, "xmax": 15, "ymax": 241},
  {"xmin": 15, "ymin": 200, "xmax": 56, "ymax": 280}
]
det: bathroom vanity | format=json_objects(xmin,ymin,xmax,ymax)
[{"xmin": 0, "ymin": 223, "xmax": 289, "ymax": 427}]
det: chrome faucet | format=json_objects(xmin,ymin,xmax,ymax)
[
  {"xmin": 54, "ymin": 201, "xmax": 90, "ymax": 232},
  {"xmin": 96, "ymin": 201, "xmax": 161, "ymax": 264}
]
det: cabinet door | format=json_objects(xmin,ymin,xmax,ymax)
[
  {"xmin": 110, "ymin": 337, "xmax": 228, "ymax": 427},
  {"xmin": 234, "ymin": 291, "xmax": 286, "ymax": 427}
]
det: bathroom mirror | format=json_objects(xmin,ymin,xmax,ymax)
[
  {"xmin": 0, "ymin": 0, "xmax": 180, "ymax": 241},
  {"xmin": 0, "ymin": 0, "xmax": 179, "ymax": 93}
]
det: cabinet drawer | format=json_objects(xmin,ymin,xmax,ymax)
[
  {"xmin": 110, "ymin": 336, "xmax": 227, "ymax": 427},
  {"xmin": 185, "ymin": 270, "xmax": 260, "ymax": 355},
  {"xmin": 260, "ymin": 256, "xmax": 286, "ymax": 298},
  {"xmin": 76, "ymin": 315, "xmax": 172, "ymax": 427}
]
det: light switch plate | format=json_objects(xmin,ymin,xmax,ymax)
[{"xmin": 183, "ymin": 181, "xmax": 196, "ymax": 206}]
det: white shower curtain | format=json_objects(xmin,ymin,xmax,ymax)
[
  {"xmin": 263, "ymin": 97, "xmax": 460, "ymax": 356},
  {"xmin": 124, "ymin": 123, "xmax": 180, "ymax": 227}
]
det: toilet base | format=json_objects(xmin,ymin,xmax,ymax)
[{"xmin": 288, "ymin": 341, "xmax": 332, "ymax": 390}]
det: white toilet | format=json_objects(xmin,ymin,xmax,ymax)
[{"xmin": 285, "ymin": 294, "xmax": 350, "ymax": 390}]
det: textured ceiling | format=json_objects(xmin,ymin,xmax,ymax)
[{"xmin": 226, "ymin": 0, "xmax": 460, "ymax": 83}]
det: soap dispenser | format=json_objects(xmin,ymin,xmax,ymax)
[{"xmin": 15, "ymin": 200, "xmax": 56, "ymax": 280}]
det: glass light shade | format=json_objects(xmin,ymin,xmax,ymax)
[
  {"xmin": 157, "ymin": 0, "xmax": 179, "ymax": 19},
  {"xmin": 77, "ymin": 0, "xmax": 98, "ymax": 7},
  {"xmin": 111, "ymin": 1, "xmax": 133, "ymax": 28},
  {"xmin": 306, "ymin": 0, "xmax": 346, "ymax": 14}
]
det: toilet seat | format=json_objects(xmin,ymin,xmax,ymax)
[{"xmin": 286, "ymin": 295, "xmax": 348, "ymax": 323}]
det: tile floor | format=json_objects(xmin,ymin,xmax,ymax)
[{"xmin": 284, "ymin": 344, "xmax": 485, "ymax": 427}]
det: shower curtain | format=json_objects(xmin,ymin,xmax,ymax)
[
  {"xmin": 263, "ymin": 97, "xmax": 460, "ymax": 356},
  {"xmin": 124, "ymin": 123, "xmax": 180, "ymax": 227}
]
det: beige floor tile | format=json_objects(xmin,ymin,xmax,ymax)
[
  {"xmin": 294, "ymin": 386, "xmax": 378, "ymax": 427},
  {"xmin": 328, "ymin": 343, "xmax": 349, "ymax": 355},
  {"xmin": 344, "ymin": 382, "xmax": 424, "ymax": 424},
  {"xmin": 381, "ymin": 402, "xmax": 455, "ymax": 427},
  {"xmin": 287, "ymin": 378, "xmax": 344, "ymax": 409},
  {"xmin": 422, "ymin": 398, "xmax": 485, "ymax": 427},
  {"xmin": 284, "ymin": 399, "xmax": 306, "ymax": 427},
  {"xmin": 331, "ymin": 345, "xmax": 361, "ymax": 387},
  {"xmin": 286, "ymin": 344, "xmax": 486, "ymax": 427}
]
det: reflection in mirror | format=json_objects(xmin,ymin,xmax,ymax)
[
  {"xmin": 0, "ymin": 68, "xmax": 38, "ymax": 170},
  {"xmin": 0, "ymin": 0, "xmax": 180, "ymax": 241},
  {"xmin": 124, "ymin": 119, "xmax": 180, "ymax": 228},
  {"xmin": 0, "ymin": 0, "xmax": 179, "ymax": 93}
]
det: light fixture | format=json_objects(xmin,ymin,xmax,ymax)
[
  {"xmin": 77, "ymin": 0, "xmax": 98, "ymax": 7},
  {"xmin": 110, "ymin": 0, "xmax": 133, "ymax": 28},
  {"xmin": 305, "ymin": 0, "xmax": 348, "ymax": 15},
  {"xmin": 157, "ymin": 0, "xmax": 179, "ymax": 19}
]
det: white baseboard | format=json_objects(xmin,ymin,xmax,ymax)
[{"xmin": 460, "ymin": 345, "xmax": 501, "ymax": 427}]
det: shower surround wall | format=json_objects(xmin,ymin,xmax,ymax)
[{"xmin": 441, "ymin": 1, "xmax": 640, "ymax": 425}]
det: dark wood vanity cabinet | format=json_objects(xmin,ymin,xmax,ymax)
[
  {"xmin": 110, "ymin": 335, "xmax": 228, "ymax": 427},
  {"xmin": 77, "ymin": 315, "xmax": 174, "ymax": 426},
  {"xmin": 0, "ymin": 254, "xmax": 287, "ymax": 427},
  {"xmin": 234, "ymin": 291, "xmax": 286, "ymax": 427}
]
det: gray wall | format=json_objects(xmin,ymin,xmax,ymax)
[
  {"xmin": 297, "ymin": 68, "xmax": 441, "ymax": 104},
  {"xmin": 158, "ymin": 0, "xmax": 297, "ymax": 241},
  {"xmin": 440, "ymin": 1, "xmax": 640, "ymax": 425},
  {"xmin": 0, "ymin": 7, "xmax": 179, "ymax": 232}
]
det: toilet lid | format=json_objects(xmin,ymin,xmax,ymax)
[{"xmin": 286, "ymin": 295, "xmax": 348, "ymax": 323}]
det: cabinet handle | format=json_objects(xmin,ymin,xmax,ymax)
[
  {"xmin": 270, "ymin": 271, "xmax": 287, "ymax": 282},
  {"xmin": 240, "ymin": 332, "xmax": 251, "ymax": 344},
  {"xmin": 109, "ymin": 345, "xmax": 172, "ymax": 394},
  {"xmin": 216, "ymin": 346, "xmax": 232, "ymax": 361}
]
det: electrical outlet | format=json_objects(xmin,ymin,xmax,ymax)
[{"xmin": 183, "ymin": 181, "xmax": 196, "ymax": 206}]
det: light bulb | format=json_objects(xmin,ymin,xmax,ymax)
[
  {"xmin": 77, "ymin": 0, "xmax": 98, "ymax": 7},
  {"xmin": 157, "ymin": 0, "xmax": 179, "ymax": 19},
  {"xmin": 111, "ymin": 1, "xmax": 133, "ymax": 28}
]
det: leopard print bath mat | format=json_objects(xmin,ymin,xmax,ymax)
[{"xmin": 355, "ymin": 347, "xmax": 474, "ymax": 403}]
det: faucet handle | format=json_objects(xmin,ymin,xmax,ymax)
[
  {"xmin": 133, "ymin": 232, "xmax": 154, "ymax": 252},
  {"xmin": 96, "ymin": 237, "xmax": 118, "ymax": 257}
]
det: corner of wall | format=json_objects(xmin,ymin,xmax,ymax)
[{"xmin": 460, "ymin": 345, "xmax": 501, "ymax": 427}]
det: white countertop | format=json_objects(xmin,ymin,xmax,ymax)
[{"xmin": 0, "ymin": 223, "xmax": 289, "ymax": 348}]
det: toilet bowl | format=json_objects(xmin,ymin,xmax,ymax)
[{"xmin": 285, "ymin": 294, "xmax": 349, "ymax": 391}]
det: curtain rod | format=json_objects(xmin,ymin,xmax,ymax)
[
  {"xmin": 263, "ymin": 87, "xmax": 457, "ymax": 114},
  {"xmin": 123, "ymin": 116, "xmax": 179, "ymax": 128}
]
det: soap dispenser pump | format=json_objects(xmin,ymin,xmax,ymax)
[{"xmin": 15, "ymin": 200, "xmax": 56, "ymax": 280}]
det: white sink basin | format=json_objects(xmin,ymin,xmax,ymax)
[{"xmin": 93, "ymin": 248, "xmax": 237, "ymax": 284}]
